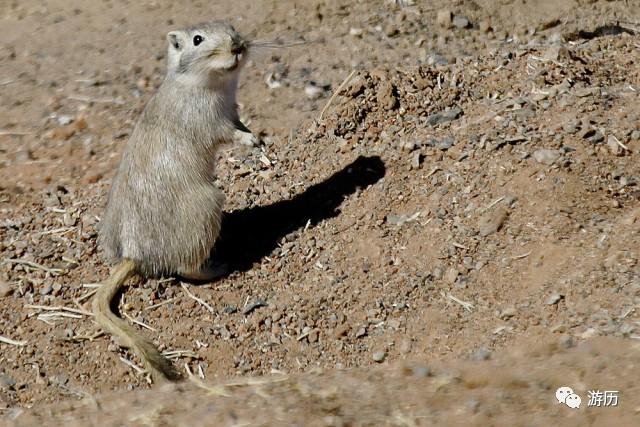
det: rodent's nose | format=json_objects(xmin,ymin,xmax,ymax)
[{"xmin": 231, "ymin": 41, "xmax": 246, "ymax": 55}]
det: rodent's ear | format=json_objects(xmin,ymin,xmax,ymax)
[{"xmin": 167, "ymin": 31, "xmax": 183, "ymax": 50}]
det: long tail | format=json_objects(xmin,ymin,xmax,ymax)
[{"xmin": 92, "ymin": 259, "xmax": 182, "ymax": 383}]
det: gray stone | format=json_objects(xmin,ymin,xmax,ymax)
[
  {"xmin": 478, "ymin": 206, "xmax": 509, "ymax": 237},
  {"xmin": 0, "ymin": 374, "xmax": 16, "ymax": 390},
  {"xmin": 453, "ymin": 16, "xmax": 470, "ymax": 29},
  {"xmin": 372, "ymin": 351, "xmax": 387, "ymax": 362},
  {"xmin": 546, "ymin": 293, "xmax": 564, "ymax": 305},
  {"xmin": 39, "ymin": 284, "xmax": 53, "ymax": 296},
  {"xmin": 242, "ymin": 299, "xmax": 267, "ymax": 315},
  {"xmin": 499, "ymin": 307, "xmax": 517, "ymax": 320},
  {"xmin": 533, "ymin": 148, "xmax": 561, "ymax": 165},
  {"xmin": 471, "ymin": 348, "xmax": 491, "ymax": 361},
  {"xmin": 411, "ymin": 365, "xmax": 431, "ymax": 377},
  {"xmin": 426, "ymin": 53, "xmax": 449, "ymax": 66},
  {"xmin": 436, "ymin": 137, "xmax": 455, "ymax": 150},
  {"xmin": 426, "ymin": 107, "xmax": 463, "ymax": 126}
]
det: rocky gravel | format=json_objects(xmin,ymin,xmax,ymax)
[{"xmin": 1, "ymin": 0, "xmax": 640, "ymax": 425}]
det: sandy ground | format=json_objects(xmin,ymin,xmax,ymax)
[{"xmin": 1, "ymin": 0, "xmax": 640, "ymax": 425}]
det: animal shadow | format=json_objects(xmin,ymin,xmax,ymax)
[{"xmin": 211, "ymin": 155, "xmax": 386, "ymax": 276}]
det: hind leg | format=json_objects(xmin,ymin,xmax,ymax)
[{"xmin": 174, "ymin": 185, "xmax": 226, "ymax": 282}]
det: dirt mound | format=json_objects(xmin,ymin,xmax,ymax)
[{"xmin": 1, "ymin": 0, "xmax": 640, "ymax": 424}]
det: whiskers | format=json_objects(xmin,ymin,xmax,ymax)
[
  {"xmin": 206, "ymin": 48, "xmax": 223, "ymax": 58},
  {"xmin": 247, "ymin": 38, "xmax": 315, "ymax": 50}
]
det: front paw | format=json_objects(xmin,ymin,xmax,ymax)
[{"xmin": 234, "ymin": 130, "xmax": 259, "ymax": 147}]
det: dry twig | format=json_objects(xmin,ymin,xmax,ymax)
[
  {"xmin": 163, "ymin": 349, "xmax": 199, "ymax": 360},
  {"xmin": 25, "ymin": 304, "xmax": 92, "ymax": 316},
  {"xmin": 123, "ymin": 312, "xmax": 156, "ymax": 331},
  {"xmin": 119, "ymin": 356, "xmax": 145, "ymax": 374},
  {"xmin": 0, "ymin": 335, "xmax": 27, "ymax": 346},
  {"xmin": 319, "ymin": 70, "xmax": 356, "ymax": 121},
  {"xmin": 446, "ymin": 293, "xmax": 474, "ymax": 312},
  {"xmin": 0, "ymin": 130, "xmax": 31, "ymax": 136},
  {"xmin": 181, "ymin": 283, "xmax": 215, "ymax": 314},
  {"xmin": 144, "ymin": 297, "xmax": 179, "ymax": 311},
  {"xmin": 4, "ymin": 258, "xmax": 64, "ymax": 275},
  {"xmin": 483, "ymin": 196, "xmax": 505, "ymax": 212}
]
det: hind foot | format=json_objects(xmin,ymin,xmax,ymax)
[{"xmin": 178, "ymin": 261, "xmax": 228, "ymax": 282}]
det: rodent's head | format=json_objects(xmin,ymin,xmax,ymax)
[{"xmin": 166, "ymin": 21, "xmax": 247, "ymax": 86}]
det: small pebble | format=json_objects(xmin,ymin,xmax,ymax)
[
  {"xmin": 399, "ymin": 338, "xmax": 412, "ymax": 354},
  {"xmin": 410, "ymin": 152, "xmax": 421, "ymax": 169},
  {"xmin": 39, "ymin": 284, "xmax": 53, "ymax": 296},
  {"xmin": 411, "ymin": 365, "xmax": 430, "ymax": 377},
  {"xmin": 427, "ymin": 108, "xmax": 463, "ymax": 126},
  {"xmin": 48, "ymin": 374, "xmax": 69, "ymax": 387},
  {"xmin": 546, "ymin": 293, "xmax": 564, "ymax": 305},
  {"xmin": 478, "ymin": 206, "xmax": 509, "ymax": 237},
  {"xmin": 471, "ymin": 348, "xmax": 491, "ymax": 361},
  {"xmin": 56, "ymin": 115, "xmax": 73, "ymax": 126},
  {"xmin": 242, "ymin": 299, "xmax": 267, "ymax": 315},
  {"xmin": 499, "ymin": 306, "xmax": 517, "ymax": 320},
  {"xmin": 453, "ymin": 15, "xmax": 470, "ymax": 29},
  {"xmin": 466, "ymin": 398, "xmax": 481, "ymax": 414},
  {"xmin": 304, "ymin": 84, "xmax": 326, "ymax": 100},
  {"xmin": 426, "ymin": 53, "xmax": 449, "ymax": 66},
  {"xmin": 223, "ymin": 305, "xmax": 238, "ymax": 314},
  {"xmin": 533, "ymin": 148, "xmax": 561, "ymax": 165},
  {"xmin": 559, "ymin": 335, "xmax": 574, "ymax": 349},
  {"xmin": 0, "ymin": 374, "xmax": 16, "ymax": 390},
  {"xmin": 436, "ymin": 137, "xmax": 455, "ymax": 151},
  {"xmin": 372, "ymin": 351, "xmax": 387, "ymax": 363},
  {"xmin": 587, "ymin": 130, "xmax": 605, "ymax": 144}
]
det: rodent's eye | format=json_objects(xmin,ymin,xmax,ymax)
[{"xmin": 193, "ymin": 35, "xmax": 204, "ymax": 46}]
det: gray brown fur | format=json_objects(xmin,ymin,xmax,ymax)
[
  {"xmin": 99, "ymin": 21, "xmax": 249, "ymax": 278},
  {"xmin": 93, "ymin": 21, "xmax": 251, "ymax": 383}
]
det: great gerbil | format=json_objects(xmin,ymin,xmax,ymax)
[{"xmin": 94, "ymin": 21, "xmax": 253, "ymax": 383}]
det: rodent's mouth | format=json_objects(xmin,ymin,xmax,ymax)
[
  {"xmin": 224, "ymin": 59, "xmax": 239, "ymax": 71},
  {"xmin": 224, "ymin": 53, "xmax": 244, "ymax": 71}
]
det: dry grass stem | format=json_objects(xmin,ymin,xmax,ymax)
[
  {"xmin": 123, "ymin": 312, "xmax": 156, "ymax": 331},
  {"xmin": 0, "ymin": 335, "xmax": 27, "ymax": 346},
  {"xmin": 319, "ymin": 70, "xmax": 356, "ymax": 121},
  {"xmin": 25, "ymin": 304, "xmax": 92, "ymax": 316},
  {"xmin": 483, "ymin": 196, "xmax": 505, "ymax": 212},
  {"xmin": 119, "ymin": 356, "xmax": 145, "ymax": 374},
  {"xmin": 4, "ymin": 258, "xmax": 64, "ymax": 274},
  {"xmin": 144, "ymin": 297, "xmax": 179, "ymax": 311},
  {"xmin": 181, "ymin": 283, "xmax": 215, "ymax": 314},
  {"xmin": 446, "ymin": 293, "xmax": 474, "ymax": 312}
]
